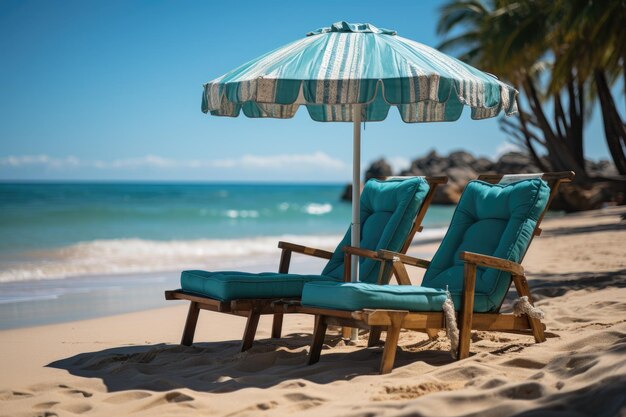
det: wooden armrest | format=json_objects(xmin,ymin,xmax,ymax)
[
  {"xmin": 342, "ymin": 246, "xmax": 382, "ymax": 282},
  {"xmin": 377, "ymin": 249, "xmax": 431, "ymax": 269},
  {"xmin": 342, "ymin": 245, "xmax": 380, "ymax": 260},
  {"xmin": 277, "ymin": 241, "xmax": 333, "ymax": 260},
  {"xmin": 460, "ymin": 251, "xmax": 524, "ymax": 275}
]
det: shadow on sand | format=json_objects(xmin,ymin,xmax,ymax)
[
  {"xmin": 47, "ymin": 330, "xmax": 453, "ymax": 393},
  {"xmin": 542, "ymin": 221, "xmax": 626, "ymax": 237},
  {"xmin": 48, "ymin": 270, "xmax": 625, "ymax": 396},
  {"xmin": 507, "ymin": 269, "xmax": 626, "ymax": 304}
]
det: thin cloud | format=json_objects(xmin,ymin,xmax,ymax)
[
  {"xmin": 105, "ymin": 155, "xmax": 178, "ymax": 169},
  {"xmin": 0, "ymin": 154, "xmax": 80, "ymax": 168},
  {"xmin": 212, "ymin": 152, "xmax": 345, "ymax": 170},
  {"xmin": 0, "ymin": 152, "xmax": 346, "ymax": 172}
]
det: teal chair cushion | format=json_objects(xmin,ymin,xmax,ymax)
[
  {"xmin": 181, "ymin": 270, "xmax": 340, "ymax": 301},
  {"xmin": 422, "ymin": 178, "xmax": 550, "ymax": 312},
  {"xmin": 322, "ymin": 177, "xmax": 430, "ymax": 283},
  {"xmin": 301, "ymin": 281, "xmax": 449, "ymax": 311},
  {"xmin": 180, "ymin": 177, "xmax": 430, "ymax": 301}
]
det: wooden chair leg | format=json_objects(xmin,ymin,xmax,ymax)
[
  {"xmin": 513, "ymin": 274, "xmax": 546, "ymax": 343},
  {"xmin": 308, "ymin": 315, "xmax": 328, "ymax": 365},
  {"xmin": 379, "ymin": 312, "xmax": 406, "ymax": 374},
  {"xmin": 271, "ymin": 313, "xmax": 284, "ymax": 339},
  {"xmin": 368, "ymin": 326, "xmax": 383, "ymax": 347},
  {"xmin": 458, "ymin": 263, "xmax": 477, "ymax": 360},
  {"xmin": 425, "ymin": 328, "xmax": 439, "ymax": 340},
  {"xmin": 342, "ymin": 326, "xmax": 352, "ymax": 339},
  {"xmin": 241, "ymin": 308, "xmax": 261, "ymax": 352},
  {"xmin": 181, "ymin": 301, "xmax": 200, "ymax": 346}
]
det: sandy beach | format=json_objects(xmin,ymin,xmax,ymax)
[{"xmin": 1, "ymin": 206, "xmax": 624, "ymax": 417}]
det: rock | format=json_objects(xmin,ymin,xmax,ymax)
[
  {"xmin": 491, "ymin": 152, "xmax": 539, "ymax": 174},
  {"xmin": 400, "ymin": 151, "xmax": 443, "ymax": 177},
  {"xmin": 340, "ymin": 150, "xmax": 623, "ymax": 210},
  {"xmin": 365, "ymin": 158, "xmax": 393, "ymax": 181},
  {"xmin": 586, "ymin": 160, "xmax": 619, "ymax": 177},
  {"xmin": 554, "ymin": 182, "xmax": 614, "ymax": 211},
  {"xmin": 448, "ymin": 150, "xmax": 476, "ymax": 168},
  {"xmin": 341, "ymin": 158, "xmax": 392, "ymax": 201},
  {"xmin": 340, "ymin": 184, "xmax": 352, "ymax": 201},
  {"xmin": 474, "ymin": 157, "xmax": 494, "ymax": 172}
]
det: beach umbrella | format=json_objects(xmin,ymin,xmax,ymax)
[{"xmin": 202, "ymin": 21, "xmax": 518, "ymax": 284}]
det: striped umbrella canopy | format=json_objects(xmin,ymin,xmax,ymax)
[{"xmin": 201, "ymin": 21, "xmax": 518, "ymax": 286}]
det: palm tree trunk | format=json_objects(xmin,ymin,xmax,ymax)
[
  {"xmin": 522, "ymin": 74, "xmax": 588, "ymax": 179},
  {"xmin": 568, "ymin": 80, "xmax": 585, "ymax": 170},
  {"xmin": 594, "ymin": 69, "xmax": 626, "ymax": 175}
]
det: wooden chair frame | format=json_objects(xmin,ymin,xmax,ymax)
[
  {"xmin": 165, "ymin": 176, "xmax": 448, "ymax": 352},
  {"xmin": 302, "ymin": 171, "xmax": 575, "ymax": 374}
]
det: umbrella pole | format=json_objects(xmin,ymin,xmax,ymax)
[{"xmin": 350, "ymin": 104, "xmax": 362, "ymax": 342}]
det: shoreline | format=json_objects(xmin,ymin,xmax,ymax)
[{"xmin": 0, "ymin": 227, "xmax": 450, "ymax": 330}]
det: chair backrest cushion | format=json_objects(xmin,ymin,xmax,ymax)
[
  {"xmin": 422, "ymin": 178, "xmax": 550, "ymax": 312},
  {"xmin": 321, "ymin": 177, "xmax": 430, "ymax": 283}
]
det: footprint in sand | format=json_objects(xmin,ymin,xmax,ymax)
[
  {"xmin": 136, "ymin": 391, "xmax": 194, "ymax": 411},
  {"xmin": 103, "ymin": 391, "xmax": 152, "ymax": 404},
  {"xmin": 502, "ymin": 357, "xmax": 547, "ymax": 369},
  {"xmin": 226, "ymin": 400, "xmax": 279, "ymax": 416},
  {"xmin": 478, "ymin": 378, "xmax": 508, "ymax": 389},
  {"xmin": 256, "ymin": 400, "xmax": 278, "ymax": 410},
  {"xmin": 0, "ymin": 390, "xmax": 33, "ymax": 400},
  {"xmin": 495, "ymin": 381, "xmax": 546, "ymax": 400},
  {"xmin": 58, "ymin": 402, "xmax": 93, "ymax": 414},
  {"xmin": 547, "ymin": 354, "xmax": 589, "ymax": 375},
  {"xmin": 33, "ymin": 401, "xmax": 60, "ymax": 409},
  {"xmin": 372, "ymin": 382, "xmax": 458, "ymax": 401},
  {"xmin": 279, "ymin": 381, "xmax": 306, "ymax": 389},
  {"xmin": 62, "ymin": 389, "xmax": 93, "ymax": 398},
  {"xmin": 435, "ymin": 363, "xmax": 491, "ymax": 380},
  {"xmin": 163, "ymin": 392, "xmax": 194, "ymax": 403},
  {"xmin": 284, "ymin": 393, "xmax": 326, "ymax": 411}
]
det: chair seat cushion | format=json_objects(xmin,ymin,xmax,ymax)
[
  {"xmin": 301, "ymin": 281, "xmax": 497, "ymax": 313},
  {"xmin": 180, "ymin": 270, "xmax": 340, "ymax": 301},
  {"xmin": 301, "ymin": 281, "xmax": 450, "ymax": 312}
]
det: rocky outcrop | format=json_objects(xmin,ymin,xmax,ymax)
[
  {"xmin": 365, "ymin": 158, "xmax": 393, "ymax": 181},
  {"xmin": 341, "ymin": 158, "xmax": 394, "ymax": 201},
  {"xmin": 341, "ymin": 150, "xmax": 623, "ymax": 211}
]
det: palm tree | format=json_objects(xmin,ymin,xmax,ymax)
[
  {"xmin": 437, "ymin": 0, "xmax": 589, "ymax": 179},
  {"xmin": 439, "ymin": 0, "xmax": 626, "ymax": 174},
  {"xmin": 550, "ymin": 0, "xmax": 626, "ymax": 175}
]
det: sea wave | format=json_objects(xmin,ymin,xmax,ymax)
[
  {"xmin": 0, "ymin": 227, "xmax": 448, "ymax": 283},
  {"xmin": 0, "ymin": 235, "xmax": 342, "ymax": 283},
  {"xmin": 304, "ymin": 203, "xmax": 333, "ymax": 215}
]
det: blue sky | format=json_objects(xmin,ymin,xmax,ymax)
[{"xmin": 0, "ymin": 0, "xmax": 617, "ymax": 182}]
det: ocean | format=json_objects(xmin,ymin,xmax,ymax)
[{"xmin": 0, "ymin": 182, "xmax": 454, "ymax": 329}]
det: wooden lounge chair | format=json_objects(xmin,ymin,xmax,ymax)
[
  {"xmin": 165, "ymin": 176, "xmax": 447, "ymax": 351},
  {"xmin": 299, "ymin": 172, "xmax": 574, "ymax": 374}
]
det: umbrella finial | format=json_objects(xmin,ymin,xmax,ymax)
[{"xmin": 306, "ymin": 22, "xmax": 397, "ymax": 36}]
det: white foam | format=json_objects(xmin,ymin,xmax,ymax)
[
  {"xmin": 225, "ymin": 209, "xmax": 260, "ymax": 219},
  {"xmin": 304, "ymin": 203, "xmax": 333, "ymax": 215},
  {"xmin": 0, "ymin": 235, "xmax": 342, "ymax": 283},
  {"xmin": 0, "ymin": 227, "xmax": 448, "ymax": 284}
]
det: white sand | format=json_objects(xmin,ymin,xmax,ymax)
[{"xmin": 1, "ymin": 206, "xmax": 625, "ymax": 416}]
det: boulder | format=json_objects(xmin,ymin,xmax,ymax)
[
  {"xmin": 365, "ymin": 158, "xmax": 393, "ymax": 180},
  {"xmin": 448, "ymin": 150, "xmax": 476, "ymax": 168},
  {"xmin": 491, "ymin": 151, "xmax": 539, "ymax": 173}
]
